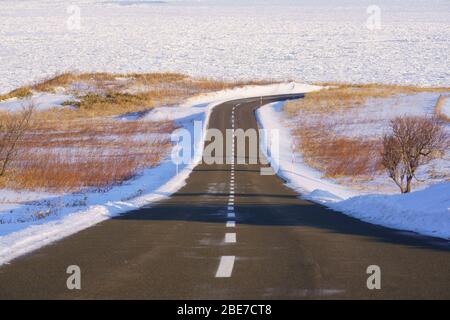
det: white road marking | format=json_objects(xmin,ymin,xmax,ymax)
[
  {"xmin": 227, "ymin": 206, "xmax": 234, "ymax": 211},
  {"xmin": 229, "ymin": 194, "xmax": 234, "ymax": 199},
  {"xmin": 227, "ymin": 212, "xmax": 235, "ymax": 218},
  {"xmin": 226, "ymin": 221, "xmax": 236, "ymax": 228},
  {"xmin": 225, "ymin": 233, "xmax": 237, "ymax": 243},
  {"xmin": 215, "ymin": 256, "xmax": 235, "ymax": 278}
]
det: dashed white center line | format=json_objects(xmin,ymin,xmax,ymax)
[
  {"xmin": 217, "ymin": 110, "xmax": 239, "ymax": 279},
  {"xmin": 225, "ymin": 233, "xmax": 237, "ymax": 243},
  {"xmin": 216, "ymin": 256, "xmax": 235, "ymax": 278},
  {"xmin": 226, "ymin": 221, "xmax": 236, "ymax": 228}
]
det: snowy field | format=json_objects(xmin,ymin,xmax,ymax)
[{"xmin": 1, "ymin": 0, "xmax": 450, "ymax": 94}]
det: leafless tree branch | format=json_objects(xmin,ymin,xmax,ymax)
[
  {"xmin": 381, "ymin": 115, "xmax": 448, "ymax": 193},
  {"xmin": 0, "ymin": 104, "xmax": 34, "ymax": 177}
]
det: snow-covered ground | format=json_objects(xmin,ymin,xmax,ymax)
[
  {"xmin": 1, "ymin": 0, "xmax": 450, "ymax": 94},
  {"xmin": 441, "ymin": 96, "xmax": 450, "ymax": 118},
  {"xmin": 257, "ymin": 99, "xmax": 450, "ymax": 240},
  {"xmin": 0, "ymin": 92, "xmax": 76, "ymax": 112},
  {"xmin": 0, "ymin": 82, "xmax": 312, "ymax": 265}
]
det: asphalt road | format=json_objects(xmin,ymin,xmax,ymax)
[{"xmin": 1, "ymin": 94, "xmax": 450, "ymax": 299}]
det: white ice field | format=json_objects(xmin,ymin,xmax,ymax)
[{"xmin": 1, "ymin": 0, "xmax": 449, "ymax": 94}]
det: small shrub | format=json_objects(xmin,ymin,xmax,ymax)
[{"xmin": 381, "ymin": 116, "xmax": 448, "ymax": 193}]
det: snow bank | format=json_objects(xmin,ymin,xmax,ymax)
[
  {"xmin": 184, "ymin": 82, "xmax": 323, "ymax": 106},
  {"xmin": 256, "ymin": 101, "xmax": 355, "ymax": 202},
  {"xmin": 257, "ymin": 101, "xmax": 450, "ymax": 240},
  {"xmin": 332, "ymin": 183, "xmax": 450, "ymax": 239},
  {"xmin": 143, "ymin": 105, "xmax": 206, "ymax": 122},
  {"xmin": 441, "ymin": 97, "xmax": 450, "ymax": 118},
  {"xmin": 0, "ymin": 92, "xmax": 75, "ymax": 113}
]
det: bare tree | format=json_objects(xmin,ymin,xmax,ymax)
[
  {"xmin": 381, "ymin": 115, "xmax": 448, "ymax": 193},
  {"xmin": 0, "ymin": 104, "xmax": 34, "ymax": 177}
]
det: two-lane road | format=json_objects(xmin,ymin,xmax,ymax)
[{"xmin": 1, "ymin": 94, "xmax": 450, "ymax": 299}]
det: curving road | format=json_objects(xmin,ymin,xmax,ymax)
[{"xmin": 1, "ymin": 94, "xmax": 450, "ymax": 299}]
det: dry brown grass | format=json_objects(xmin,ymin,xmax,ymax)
[
  {"xmin": 0, "ymin": 118, "xmax": 174, "ymax": 191},
  {"xmin": 293, "ymin": 120, "xmax": 383, "ymax": 178},
  {"xmin": 286, "ymin": 83, "xmax": 450, "ymax": 181},
  {"xmin": 33, "ymin": 72, "xmax": 123, "ymax": 92},
  {"xmin": 435, "ymin": 95, "xmax": 450, "ymax": 122},
  {"xmin": 26, "ymin": 72, "xmax": 275, "ymax": 118},
  {"xmin": 285, "ymin": 83, "xmax": 450, "ymax": 114},
  {"xmin": 0, "ymin": 86, "xmax": 33, "ymax": 101}
]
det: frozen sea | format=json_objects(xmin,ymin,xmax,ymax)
[{"xmin": 0, "ymin": 0, "xmax": 449, "ymax": 93}]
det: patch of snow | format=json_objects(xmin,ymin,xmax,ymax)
[
  {"xmin": 332, "ymin": 183, "xmax": 450, "ymax": 239},
  {"xmin": 0, "ymin": 92, "xmax": 75, "ymax": 113},
  {"xmin": 334, "ymin": 92, "xmax": 445, "ymax": 139},
  {"xmin": 441, "ymin": 96, "xmax": 450, "ymax": 118},
  {"xmin": 143, "ymin": 105, "xmax": 206, "ymax": 122}
]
